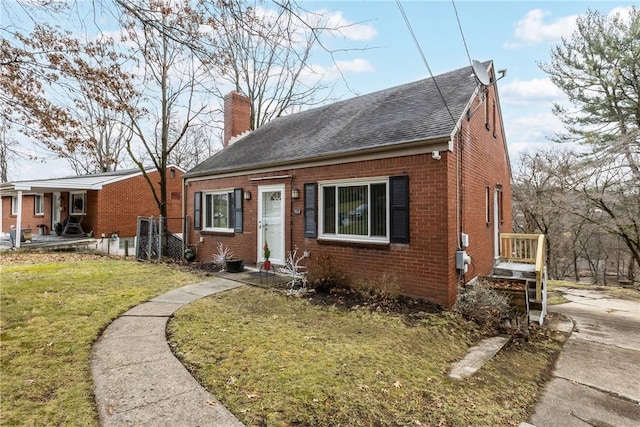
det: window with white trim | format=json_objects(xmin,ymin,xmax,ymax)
[
  {"xmin": 11, "ymin": 196, "xmax": 18, "ymax": 215},
  {"xmin": 34, "ymin": 194, "xmax": 44, "ymax": 215},
  {"xmin": 320, "ymin": 178, "xmax": 388, "ymax": 242},
  {"xmin": 203, "ymin": 190, "xmax": 234, "ymax": 231}
]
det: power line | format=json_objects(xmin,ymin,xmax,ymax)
[
  {"xmin": 395, "ymin": 0, "xmax": 456, "ymax": 125},
  {"xmin": 451, "ymin": 0, "xmax": 473, "ymax": 66}
]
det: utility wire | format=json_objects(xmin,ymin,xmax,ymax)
[
  {"xmin": 395, "ymin": 0, "xmax": 456, "ymax": 125},
  {"xmin": 451, "ymin": 0, "xmax": 473, "ymax": 66}
]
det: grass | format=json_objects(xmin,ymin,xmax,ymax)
[
  {"xmin": 169, "ymin": 286, "xmax": 567, "ymax": 426},
  {"xmin": 0, "ymin": 252, "xmax": 205, "ymax": 426}
]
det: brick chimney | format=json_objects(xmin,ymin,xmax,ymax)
[{"xmin": 223, "ymin": 91, "xmax": 251, "ymax": 147}]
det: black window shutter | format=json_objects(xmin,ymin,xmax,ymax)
[
  {"xmin": 228, "ymin": 192, "xmax": 235, "ymax": 229},
  {"xmin": 233, "ymin": 188, "xmax": 243, "ymax": 233},
  {"xmin": 390, "ymin": 175, "xmax": 409, "ymax": 243},
  {"xmin": 194, "ymin": 191, "xmax": 202, "ymax": 230},
  {"xmin": 304, "ymin": 183, "xmax": 317, "ymax": 238}
]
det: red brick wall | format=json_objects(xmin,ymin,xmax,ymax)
[
  {"xmin": 186, "ymin": 154, "xmax": 458, "ymax": 305},
  {"xmin": 95, "ymin": 168, "xmax": 183, "ymax": 237},
  {"xmin": 2, "ymin": 193, "xmax": 52, "ymax": 234},
  {"xmin": 186, "ymin": 90, "xmax": 511, "ymax": 307},
  {"xmin": 223, "ymin": 92, "xmax": 251, "ymax": 147},
  {"xmin": 2, "ymin": 168, "xmax": 183, "ymax": 238},
  {"xmin": 456, "ymin": 84, "xmax": 513, "ymax": 285}
]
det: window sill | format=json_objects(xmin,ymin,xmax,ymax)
[
  {"xmin": 318, "ymin": 238, "xmax": 390, "ymax": 249},
  {"xmin": 200, "ymin": 229, "xmax": 235, "ymax": 236}
]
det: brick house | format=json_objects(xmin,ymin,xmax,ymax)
[
  {"xmin": 1, "ymin": 166, "xmax": 183, "ymax": 248},
  {"xmin": 183, "ymin": 62, "xmax": 512, "ymax": 306}
]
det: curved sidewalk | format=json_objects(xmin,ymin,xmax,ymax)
[{"xmin": 91, "ymin": 278, "xmax": 245, "ymax": 427}]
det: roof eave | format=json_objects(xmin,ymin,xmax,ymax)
[{"xmin": 184, "ymin": 135, "xmax": 451, "ymax": 180}]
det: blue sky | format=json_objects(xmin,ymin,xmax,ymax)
[
  {"xmin": 8, "ymin": 0, "xmax": 640, "ymax": 180},
  {"xmin": 303, "ymin": 0, "xmax": 639, "ymax": 155}
]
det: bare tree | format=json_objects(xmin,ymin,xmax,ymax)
[
  {"xmin": 206, "ymin": 0, "xmax": 333, "ymax": 129},
  {"xmin": 512, "ymin": 149, "xmax": 579, "ymax": 279},
  {"xmin": 565, "ymin": 155, "xmax": 640, "ymax": 279},
  {"xmin": 0, "ymin": 122, "xmax": 15, "ymax": 182},
  {"xmin": 116, "ymin": 0, "xmax": 356, "ymax": 130},
  {"xmin": 167, "ymin": 126, "xmax": 222, "ymax": 172},
  {"xmin": 540, "ymin": 7, "xmax": 640, "ymax": 273},
  {"xmin": 1, "ymin": 1, "xmax": 135, "ymax": 175},
  {"xmin": 64, "ymin": 77, "xmax": 134, "ymax": 175},
  {"xmin": 112, "ymin": 1, "xmax": 211, "ymax": 218}
]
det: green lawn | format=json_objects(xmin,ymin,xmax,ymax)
[
  {"xmin": 0, "ymin": 253, "xmax": 205, "ymax": 426},
  {"xmin": 1, "ymin": 252, "xmax": 571, "ymax": 426},
  {"xmin": 169, "ymin": 286, "xmax": 567, "ymax": 426}
]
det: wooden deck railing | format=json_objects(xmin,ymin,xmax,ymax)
[{"xmin": 499, "ymin": 233, "xmax": 546, "ymax": 301}]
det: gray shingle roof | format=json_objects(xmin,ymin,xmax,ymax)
[{"xmin": 186, "ymin": 63, "xmax": 483, "ymax": 177}]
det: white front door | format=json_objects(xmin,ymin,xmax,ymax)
[
  {"xmin": 258, "ymin": 185, "xmax": 285, "ymax": 265},
  {"xmin": 52, "ymin": 192, "xmax": 61, "ymax": 230}
]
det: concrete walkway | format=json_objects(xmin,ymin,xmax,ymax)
[
  {"xmin": 527, "ymin": 288, "xmax": 640, "ymax": 427},
  {"xmin": 91, "ymin": 278, "xmax": 245, "ymax": 427},
  {"xmin": 449, "ymin": 335, "xmax": 512, "ymax": 380}
]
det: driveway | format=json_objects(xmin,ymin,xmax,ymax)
[{"xmin": 528, "ymin": 287, "xmax": 640, "ymax": 426}]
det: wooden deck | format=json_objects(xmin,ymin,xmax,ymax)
[{"xmin": 491, "ymin": 233, "xmax": 548, "ymax": 325}]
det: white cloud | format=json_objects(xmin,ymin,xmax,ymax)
[
  {"xmin": 504, "ymin": 111, "xmax": 565, "ymax": 156},
  {"xmin": 608, "ymin": 5, "xmax": 636, "ymax": 23},
  {"xmin": 504, "ymin": 9, "xmax": 578, "ymax": 49},
  {"xmin": 335, "ymin": 58, "xmax": 374, "ymax": 73},
  {"xmin": 312, "ymin": 9, "xmax": 377, "ymax": 41},
  {"xmin": 500, "ymin": 78, "xmax": 565, "ymax": 106},
  {"xmin": 325, "ymin": 11, "xmax": 378, "ymax": 41},
  {"xmin": 303, "ymin": 58, "xmax": 374, "ymax": 82}
]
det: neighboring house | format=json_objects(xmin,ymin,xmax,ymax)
[
  {"xmin": 183, "ymin": 62, "xmax": 512, "ymax": 306},
  {"xmin": 1, "ymin": 166, "xmax": 184, "ymax": 248}
]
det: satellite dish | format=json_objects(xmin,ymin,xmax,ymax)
[{"xmin": 472, "ymin": 60, "xmax": 491, "ymax": 86}]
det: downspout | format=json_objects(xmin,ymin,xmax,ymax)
[
  {"xmin": 289, "ymin": 175, "xmax": 295, "ymax": 255},
  {"xmin": 15, "ymin": 190, "xmax": 22, "ymax": 248},
  {"xmin": 451, "ymin": 87, "xmax": 480, "ymax": 251},
  {"xmin": 0, "ymin": 191, "xmax": 3, "ymax": 240},
  {"xmin": 182, "ymin": 177, "xmax": 188, "ymax": 247}
]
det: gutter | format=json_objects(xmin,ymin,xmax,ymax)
[{"xmin": 183, "ymin": 136, "xmax": 451, "ymax": 182}]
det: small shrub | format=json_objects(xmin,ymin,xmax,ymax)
[
  {"xmin": 351, "ymin": 273, "xmax": 401, "ymax": 305},
  {"xmin": 278, "ymin": 246, "xmax": 308, "ymax": 292},
  {"xmin": 305, "ymin": 252, "xmax": 346, "ymax": 293},
  {"xmin": 456, "ymin": 283, "xmax": 512, "ymax": 331},
  {"xmin": 212, "ymin": 242, "xmax": 234, "ymax": 270}
]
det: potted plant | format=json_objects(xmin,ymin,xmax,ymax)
[
  {"xmin": 184, "ymin": 246, "xmax": 196, "ymax": 262},
  {"xmin": 225, "ymin": 258, "xmax": 244, "ymax": 273},
  {"xmin": 263, "ymin": 243, "xmax": 271, "ymax": 271}
]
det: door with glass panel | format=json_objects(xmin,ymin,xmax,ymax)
[{"xmin": 258, "ymin": 185, "xmax": 285, "ymax": 264}]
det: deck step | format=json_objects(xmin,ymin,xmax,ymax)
[
  {"xmin": 493, "ymin": 261, "xmax": 537, "ymax": 280},
  {"xmin": 492, "ymin": 269, "xmax": 536, "ymax": 279},
  {"xmin": 529, "ymin": 301, "xmax": 543, "ymax": 311}
]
